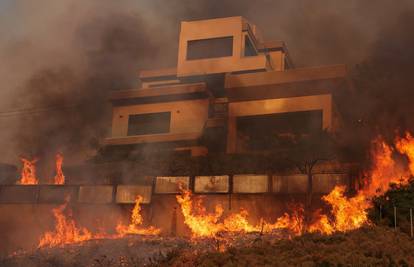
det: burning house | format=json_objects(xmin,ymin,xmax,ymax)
[
  {"xmin": 100, "ymin": 16, "xmax": 351, "ymax": 192},
  {"xmin": 105, "ymin": 16, "xmax": 344, "ymax": 154},
  {"xmin": 0, "ymin": 16, "xmax": 360, "ymax": 253}
]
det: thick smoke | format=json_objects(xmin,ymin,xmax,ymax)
[
  {"xmin": 0, "ymin": 1, "xmax": 167, "ymax": 177},
  {"xmin": 1, "ymin": 0, "xmax": 414, "ymax": 175}
]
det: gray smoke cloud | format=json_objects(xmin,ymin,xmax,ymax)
[{"xmin": 1, "ymin": 0, "xmax": 414, "ymax": 174}]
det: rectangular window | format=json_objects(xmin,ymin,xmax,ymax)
[
  {"xmin": 244, "ymin": 36, "xmax": 257, "ymax": 57},
  {"xmin": 236, "ymin": 110, "xmax": 323, "ymax": 150},
  {"xmin": 186, "ymin": 37, "xmax": 233, "ymax": 60},
  {"xmin": 127, "ymin": 112, "xmax": 171, "ymax": 136}
]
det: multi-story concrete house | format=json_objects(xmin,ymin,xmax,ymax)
[{"xmin": 104, "ymin": 16, "xmax": 346, "ymax": 157}]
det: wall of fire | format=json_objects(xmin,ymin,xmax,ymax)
[{"xmin": 0, "ymin": 173, "xmax": 347, "ymax": 253}]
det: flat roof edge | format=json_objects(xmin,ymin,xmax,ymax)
[
  {"xmin": 139, "ymin": 67, "xmax": 177, "ymax": 80},
  {"xmin": 225, "ymin": 64, "xmax": 347, "ymax": 88},
  {"xmin": 110, "ymin": 82, "xmax": 207, "ymax": 100}
]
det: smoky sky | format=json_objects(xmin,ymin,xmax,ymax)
[{"xmin": 0, "ymin": 0, "xmax": 414, "ymax": 169}]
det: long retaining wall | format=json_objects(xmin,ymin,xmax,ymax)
[
  {"xmin": 0, "ymin": 173, "xmax": 348, "ymax": 254},
  {"xmin": 0, "ymin": 173, "xmax": 348, "ymax": 204}
]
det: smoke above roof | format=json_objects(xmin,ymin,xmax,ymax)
[{"xmin": 0, "ymin": 0, "xmax": 413, "ymax": 168}]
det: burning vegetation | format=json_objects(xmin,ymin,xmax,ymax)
[
  {"xmin": 18, "ymin": 153, "xmax": 66, "ymax": 185},
  {"xmin": 9, "ymin": 132, "xmax": 414, "ymax": 252},
  {"xmin": 38, "ymin": 198, "xmax": 95, "ymax": 248},
  {"xmin": 38, "ymin": 195, "xmax": 161, "ymax": 248},
  {"xmin": 172, "ymin": 133, "xmax": 413, "ymax": 240},
  {"xmin": 18, "ymin": 158, "xmax": 38, "ymax": 185}
]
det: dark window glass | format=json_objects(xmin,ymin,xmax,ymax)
[
  {"xmin": 244, "ymin": 36, "xmax": 257, "ymax": 57},
  {"xmin": 186, "ymin": 37, "xmax": 233, "ymax": 60},
  {"xmin": 236, "ymin": 110, "xmax": 323, "ymax": 150},
  {"xmin": 127, "ymin": 112, "xmax": 171, "ymax": 136}
]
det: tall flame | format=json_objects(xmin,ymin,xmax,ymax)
[
  {"xmin": 316, "ymin": 186, "xmax": 369, "ymax": 232},
  {"xmin": 310, "ymin": 134, "xmax": 413, "ymax": 235},
  {"xmin": 176, "ymin": 189, "xmax": 223, "ymax": 237},
  {"xmin": 39, "ymin": 198, "xmax": 94, "ymax": 248},
  {"xmin": 395, "ymin": 132, "xmax": 414, "ymax": 176},
  {"xmin": 363, "ymin": 137, "xmax": 410, "ymax": 197},
  {"xmin": 18, "ymin": 158, "xmax": 39, "ymax": 185},
  {"xmin": 116, "ymin": 195, "xmax": 161, "ymax": 236},
  {"xmin": 54, "ymin": 153, "xmax": 65, "ymax": 185}
]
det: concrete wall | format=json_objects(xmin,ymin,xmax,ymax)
[
  {"xmin": 233, "ymin": 175, "xmax": 268, "ymax": 193},
  {"xmin": 111, "ymin": 99, "xmax": 209, "ymax": 138},
  {"xmin": 116, "ymin": 185, "xmax": 152, "ymax": 204},
  {"xmin": 155, "ymin": 176, "xmax": 190, "ymax": 193},
  {"xmin": 78, "ymin": 186, "xmax": 114, "ymax": 204},
  {"xmin": 194, "ymin": 175, "xmax": 229, "ymax": 193},
  {"xmin": 0, "ymin": 172, "xmax": 349, "ymax": 253},
  {"xmin": 0, "ymin": 203, "xmax": 124, "ymax": 255},
  {"xmin": 273, "ymin": 174, "xmax": 348, "ymax": 194},
  {"xmin": 0, "ymin": 183, "xmax": 339, "ymax": 254}
]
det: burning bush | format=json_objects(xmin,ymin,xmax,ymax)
[{"xmin": 369, "ymin": 180, "xmax": 414, "ymax": 235}]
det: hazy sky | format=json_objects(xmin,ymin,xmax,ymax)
[{"xmin": 0, "ymin": 0, "xmax": 413, "ymax": 165}]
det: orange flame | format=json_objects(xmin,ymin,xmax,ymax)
[
  {"xmin": 39, "ymin": 195, "xmax": 160, "ymax": 248},
  {"xmin": 310, "ymin": 134, "xmax": 413, "ymax": 235},
  {"xmin": 308, "ymin": 212, "xmax": 334, "ymax": 235},
  {"xmin": 39, "ymin": 198, "xmax": 94, "ymax": 248},
  {"xmin": 176, "ymin": 189, "xmax": 223, "ymax": 237},
  {"xmin": 176, "ymin": 189, "xmax": 304, "ymax": 238},
  {"xmin": 177, "ymin": 133, "xmax": 414, "ymax": 238},
  {"xmin": 363, "ymin": 137, "xmax": 410, "ymax": 197},
  {"xmin": 18, "ymin": 158, "xmax": 39, "ymax": 185},
  {"xmin": 395, "ymin": 132, "xmax": 414, "ymax": 176},
  {"xmin": 54, "ymin": 153, "xmax": 65, "ymax": 185},
  {"xmin": 116, "ymin": 195, "xmax": 161, "ymax": 236},
  {"xmin": 312, "ymin": 186, "xmax": 369, "ymax": 233}
]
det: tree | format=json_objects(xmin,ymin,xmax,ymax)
[{"xmin": 280, "ymin": 131, "xmax": 337, "ymax": 226}]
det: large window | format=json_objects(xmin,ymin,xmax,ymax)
[
  {"xmin": 236, "ymin": 110, "xmax": 323, "ymax": 150},
  {"xmin": 186, "ymin": 37, "xmax": 233, "ymax": 60},
  {"xmin": 127, "ymin": 112, "xmax": 171, "ymax": 136}
]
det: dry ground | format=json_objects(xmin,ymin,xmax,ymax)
[{"xmin": 2, "ymin": 226, "xmax": 414, "ymax": 267}]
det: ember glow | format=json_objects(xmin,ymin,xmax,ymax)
[
  {"xmin": 53, "ymin": 153, "xmax": 65, "ymax": 185},
  {"xmin": 18, "ymin": 158, "xmax": 39, "ymax": 185},
  {"xmin": 116, "ymin": 195, "xmax": 161, "ymax": 236}
]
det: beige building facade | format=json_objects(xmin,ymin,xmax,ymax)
[{"xmin": 104, "ymin": 16, "xmax": 347, "ymax": 155}]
